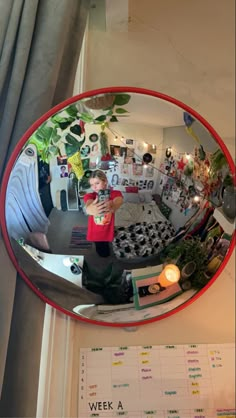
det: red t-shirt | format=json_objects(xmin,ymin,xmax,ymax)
[{"xmin": 83, "ymin": 190, "xmax": 123, "ymax": 242}]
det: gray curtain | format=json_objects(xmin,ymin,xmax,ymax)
[
  {"xmin": 0, "ymin": 0, "xmax": 90, "ymax": 416},
  {"xmin": 0, "ymin": 0, "xmax": 89, "ymax": 180}
]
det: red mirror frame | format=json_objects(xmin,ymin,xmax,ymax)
[{"xmin": 0, "ymin": 86, "xmax": 235, "ymax": 327}]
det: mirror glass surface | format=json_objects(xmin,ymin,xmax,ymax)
[{"xmin": 1, "ymin": 87, "xmax": 235, "ymax": 326}]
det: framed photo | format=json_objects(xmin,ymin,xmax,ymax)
[
  {"xmin": 126, "ymin": 139, "xmax": 134, "ymax": 145},
  {"xmin": 132, "ymin": 164, "xmax": 143, "ymax": 176},
  {"xmin": 120, "ymin": 163, "xmax": 130, "ymax": 175},
  {"xmin": 110, "ymin": 145, "xmax": 121, "ymax": 157},
  {"xmin": 132, "ymin": 273, "xmax": 182, "ymax": 310},
  {"xmin": 126, "ymin": 147, "xmax": 134, "ymax": 157},
  {"xmin": 57, "ymin": 155, "xmax": 67, "ymax": 165},
  {"xmin": 145, "ymin": 165, "xmax": 154, "ymax": 178},
  {"xmin": 59, "ymin": 165, "xmax": 69, "ymax": 178}
]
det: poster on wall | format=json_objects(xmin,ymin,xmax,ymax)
[
  {"xmin": 126, "ymin": 138, "xmax": 135, "ymax": 145},
  {"xmin": 59, "ymin": 165, "xmax": 69, "ymax": 178},
  {"xmin": 89, "ymin": 143, "xmax": 100, "ymax": 169},
  {"xmin": 132, "ymin": 164, "xmax": 143, "ymax": 176},
  {"xmin": 120, "ymin": 163, "xmax": 130, "ymax": 176},
  {"xmin": 145, "ymin": 165, "xmax": 154, "ymax": 178}
]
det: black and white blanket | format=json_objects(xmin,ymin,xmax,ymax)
[{"xmin": 112, "ymin": 220, "xmax": 176, "ymax": 259}]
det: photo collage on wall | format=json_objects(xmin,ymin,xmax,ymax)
[
  {"xmin": 107, "ymin": 139, "xmax": 156, "ymax": 191},
  {"xmin": 50, "ymin": 128, "xmax": 157, "ymax": 193},
  {"xmin": 157, "ymin": 147, "xmax": 206, "ymax": 214}
]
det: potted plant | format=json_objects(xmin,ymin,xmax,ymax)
[{"xmin": 161, "ymin": 236, "xmax": 210, "ymax": 289}]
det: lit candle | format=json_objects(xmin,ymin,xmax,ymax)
[{"xmin": 158, "ymin": 264, "xmax": 181, "ymax": 287}]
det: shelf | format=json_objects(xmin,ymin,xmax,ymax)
[{"xmin": 213, "ymin": 206, "xmax": 235, "ymax": 235}]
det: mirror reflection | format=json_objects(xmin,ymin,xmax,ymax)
[{"xmin": 3, "ymin": 89, "xmax": 235, "ymax": 325}]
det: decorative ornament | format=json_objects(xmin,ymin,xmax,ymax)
[
  {"xmin": 165, "ymin": 147, "xmax": 172, "ymax": 158},
  {"xmin": 198, "ymin": 145, "xmax": 206, "ymax": 161},
  {"xmin": 177, "ymin": 158, "xmax": 186, "ymax": 171},
  {"xmin": 100, "ymin": 131, "xmax": 109, "ymax": 156},
  {"xmin": 183, "ymin": 112, "xmax": 195, "ymax": 127},
  {"xmin": 89, "ymin": 133, "xmax": 99, "ymax": 143},
  {"xmin": 185, "ymin": 126, "xmax": 201, "ymax": 144},
  {"xmin": 67, "ymin": 151, "xmax": 84, "ymax": 180},
  {"xmin": 142, "ymin": 153, "xmax": 152, "ymax": 164}
]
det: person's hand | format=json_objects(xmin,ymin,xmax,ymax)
[
  {"xmin": 86, "ymin": 198, "xmax": 109, "ymax": 216},
  {"xmin": 102, "ymin": 200, "xmax": 114, "ymax": 213}
]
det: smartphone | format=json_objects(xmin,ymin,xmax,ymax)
[{"xmin": 98, "ymin": 189, "xmax": 110, "ymax": 202}]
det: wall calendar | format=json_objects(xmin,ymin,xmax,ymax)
[{"xmin": 79, "ymin": 343, "xmax": 235, "ymax": 418}]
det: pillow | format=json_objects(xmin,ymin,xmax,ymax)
[
  {"xmin": 152, "ymin": 193, "xmax": 162, "ymax": 206},
  {"xmin": 139, "ymin": 191, "xmax": 153, "ymax": 203},
  {"xmin": 159, "ymin": 201, "xmax": 172, "ymax": 219},
  {"xmin": 122, "ymin": 192, "xmax": 141, "ymax": 203},
  {"xmin": 125, "ymin": 186, "xmax": 139, "ymax": 193}
]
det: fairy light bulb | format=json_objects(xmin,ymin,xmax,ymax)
[
  {"xmin": 186, "ymin": 153, "xmax": 191, "ymax": 160},
  {"xmin": 193, "ymin": 195, "xmax": 200, "ymax": 203}
]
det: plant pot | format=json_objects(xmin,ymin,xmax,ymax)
[
  {"xmin": 180, "ymin": 280, "xmax": 192, "ymax": 291},
  {"xmin": 222, "ymin": 186, "xmax": 236, "ymax": 220},
  {"xmin": 207, "ymin": 255, "xmax": 223, "ymax": 274},
  {"xmin": 181, "ymin": 261, "xmax": 197, "ymax": 280}
]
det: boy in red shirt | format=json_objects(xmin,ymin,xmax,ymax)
[{"xmin": 83, "ymin": 170, "xmax": 123, "ymax": 257}]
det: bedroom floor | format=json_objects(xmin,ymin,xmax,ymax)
[{"xmin": 46, "ymin": 207, "xmax": 163, "ymax": 274}]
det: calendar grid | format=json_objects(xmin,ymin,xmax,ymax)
[{"xmin": 79, "ymin": 343, "xmax": 235, "ymax": 418}]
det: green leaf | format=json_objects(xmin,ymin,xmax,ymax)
[
  {"xmin": 65, "ymin": 133, "xmax": 80, "ymax": 146},
  {"xmin": 95, "ymin": 115, "xmax": 107, "ymax": 122},
  {"xmin": 28, "ymin": 135, "xmax": 44, "ymax": 147},
  {"xmin": 51, "ymin": 114, "xmax": 75, "ymax": 130},
  {"xmin": 48, "ymin": 145, "xmax": 59, "ymax": 155},
  {"xmin": 115, "ymin": 108, "xmax": 129, "ymax": 114},
  {"xmin": 110, "ymin": 115, "xmax": 118, "ymax": 122},
  {"xmin": 65, "ymin": 105, "xmax": 78, "ymax": 118},
  {"xmin": 34, "ymin": 123, "xmax": 53, "ymax": 141},
  {"xmin": 70, "ymin": 124, "xmax": 82, "ymax": 136},
  {"xmin": 79, "ymin": 112, "xmax": 95, "ymax": 123},
  {"xmin": 113, "ymin": 94, "xmax": 131, "ymax": 106}
]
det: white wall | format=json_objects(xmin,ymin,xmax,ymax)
[{"xmin": 73, "ymin": 0, "xmax": 235, "ymax": 342}]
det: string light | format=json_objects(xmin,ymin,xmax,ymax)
[{"xmin": 105, "ymin": 125, "xmax": 214, "ymax": 204}]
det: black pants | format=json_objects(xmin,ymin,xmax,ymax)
[{"xmin": 95, "ymin": 242, "xmax": 110, "ymax": 257}]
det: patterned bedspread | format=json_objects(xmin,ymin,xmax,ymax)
[{"xmin": 113, "ymin": 221, "xmax": 176, "ymax": 259}]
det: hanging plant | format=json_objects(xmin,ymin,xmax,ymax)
[
  {"xmin": 27, "ymin": 122, "xmax": 62, "ymax": 163},
  {"xmin": 100, "ymin": 131, "xmax": 110, "ymax": 157}
]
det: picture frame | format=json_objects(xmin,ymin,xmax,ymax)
[{"xmin": 132, "ymin": 273, "xmax": 183, "ymax": 310}]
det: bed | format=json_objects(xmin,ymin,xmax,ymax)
[{"xmin": 112, "ymin": 193, "xmax": 176, "ymax": 259}]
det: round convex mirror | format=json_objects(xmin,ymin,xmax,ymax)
[{"xmin": 0, "ymin": 87, "xmax": 235, "ymax": 327}]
